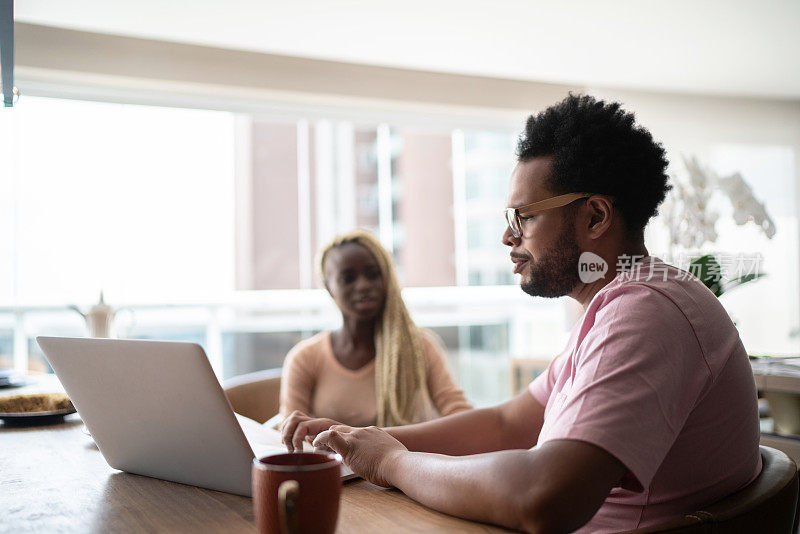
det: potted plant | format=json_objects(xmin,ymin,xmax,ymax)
[{"xmin": 662, "ymin": 155, "xmax": 775, "ymax": 297}]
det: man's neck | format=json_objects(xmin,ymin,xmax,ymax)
[{"xmin": 571, "ymin": 242, "xmax": 649, "ymax": 311}]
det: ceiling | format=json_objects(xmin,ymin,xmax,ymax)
[{"xmin": 15, "ymin": 0, "xmax": 800, "ymax": 99}]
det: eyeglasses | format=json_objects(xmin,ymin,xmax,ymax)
[{"xmin": 504, "ymin": 192, "xmax": 593, "ymax": 239}]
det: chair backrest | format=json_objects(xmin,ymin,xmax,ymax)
[
  {"xmin": 620, "ymin": 446, "xmax": 799, "ymax": 534},
  {"xmin": 222, "ymin": 368, "xmax": 282, "ymax": 424}
]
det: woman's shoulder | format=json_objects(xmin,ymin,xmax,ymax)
[{"xmin": 418, "ymin": 328, "xmax": 448, "ymax": 362}]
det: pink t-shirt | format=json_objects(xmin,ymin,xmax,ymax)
[{"xmin": 529, "ymin": 257, "xmax": 761, "ymax": 533}]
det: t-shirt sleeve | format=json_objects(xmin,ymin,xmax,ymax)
[
  {"xmin": 538, "ymin": 284, "xmax": 711, "ymax": 492},
  {"xmin": 421, "ymin": 330, "xmax": 473, "ymax": 416},
  {"xmin": 279, "ymin": 340, "xmax": 317, "ymax": 417}
]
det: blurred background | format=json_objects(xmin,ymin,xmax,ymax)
[{"xmin": 1, "ymin": 0, "xmax": 799, "ymax": 407}]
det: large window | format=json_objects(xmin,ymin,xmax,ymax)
[
  {"xmin": 2, "ymin": 96, "xmax": 571, "ymax": 407},
  {"xmin": 3, "ymin": 94, "xmax": 798, "ymax": 407}
]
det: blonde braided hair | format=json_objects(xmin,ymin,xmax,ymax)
[{"xmin": 318, "ymin": 229, "xmax": 431, "ymax": 427}]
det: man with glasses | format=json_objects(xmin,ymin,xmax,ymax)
[{"xmin": 282, "ymin": 94, "xmax": 761, "ymax": 533}]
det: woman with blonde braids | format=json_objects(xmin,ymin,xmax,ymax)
[{"xmin": 279, "ymin": 229, "xmax": 471, "ymax": 432}]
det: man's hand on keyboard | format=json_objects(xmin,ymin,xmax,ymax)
[{"xmin": 280, "ymin": 410, "xmax": 342, "ymax": 452}]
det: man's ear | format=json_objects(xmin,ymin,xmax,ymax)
[{"xmin": 585, "ymin": 196, "xmax": 614, "ymax": 239}]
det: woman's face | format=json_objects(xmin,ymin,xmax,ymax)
[{"xmin": 323, "ymin": 242, "xmax": 386, "ymax": 322}]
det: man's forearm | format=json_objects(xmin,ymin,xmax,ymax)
[
  {"xmin": 383, "ymin": 441, "xmax": 618, "ymax": 534},
  {"xmin": 386, "ymin": 393, "xmax": 543, "ymax": 455},
  {"xmin": 311, "ymin": 420, "xmax": 619, "ymax": 532},
  {"xmin": 386, "ymin": 406, "xmax": 508, "ymax": 455},
  {"xmin": 385, "ymin": 449, "xmax": 542, "ymax": 532}
]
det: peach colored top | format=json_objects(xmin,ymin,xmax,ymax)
[{"xmin": 279, "ymin": 330, "xmax": 472, "ymax": 427}]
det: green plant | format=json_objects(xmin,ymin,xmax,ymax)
[{"xmin": 688, "ymin": 254, "xmax": 766, "ymax": 298}]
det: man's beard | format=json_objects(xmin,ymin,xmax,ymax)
[{"xmin": 520, "ymin": 225, "xmax": 582, "ymax": 299}]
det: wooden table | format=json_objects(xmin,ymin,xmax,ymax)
[{"xmin": 1, "ymin": 414, "xmax": 513, "ymax": 533}]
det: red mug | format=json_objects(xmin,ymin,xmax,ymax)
[{"xmin": 252, "ymin": 452, "xmax": 342, "ymax": 534}]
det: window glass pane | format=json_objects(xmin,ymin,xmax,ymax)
[
  {"xmin": 129, "ymin": 329, "xmax": 207, "ymax": 344},
  {"xmin": 709, "ymin": 145, "xmax": 799, "ymax": 355},
  {"xmin": 354, "ymin": 127, "xmax": 380, "ymax": 234},
  {"xmin": 393, "ymin": 129, "xmax": 455, "ymax": 287},
  {"xmin": 248, "ymin": 120, "xmax": 301, "ymax": 290},
  {"xmin": 427, "ymin": 324, "xmax": 510, "ymax": 407},
  {"xmin": 0, "ymin": 331, "xmax": 12, "ymax": 369},
  {"xmin": 27, "ymin": 339, "xmax": 53, "ymax": 374},
  {"xmin": 462, "ymin": 130, "xmax": 516, "ymax": 288},
  {"xmin": 0, "ymin": 96, "xmax": 236, "ymax": 303},
  {"xmin": 222, "ymin": 331, "xmax": 307, "ymax": 380}
]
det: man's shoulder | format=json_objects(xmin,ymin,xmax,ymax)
[
  {"xmin": 586, "ymin": 257, "xmax": 741, "ymax": 374},
  {"xmin": 595, "ymin": 258, "xmax": 717, "ymax": 315}
]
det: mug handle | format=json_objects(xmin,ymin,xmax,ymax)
[{"xmin": 278, "ymin": 480, "xmax": 300, "ymax": 534}]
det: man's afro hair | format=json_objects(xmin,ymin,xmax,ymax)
[{"xmin": 516, "ymin": 93, "xmax": 671, "ymax": 233}]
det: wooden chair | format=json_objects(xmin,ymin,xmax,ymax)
[
  {"xmin": 222, "ymin": 368, "xmax": 282, "ymax": 424},
  {"xmin": 619, "ymin": 446, "xmax": 799, "ymax": 533}
]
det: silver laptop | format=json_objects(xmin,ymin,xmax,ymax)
[{"xmin": 36, "ymin": 336, "xmax": 353, "ymax": 497}]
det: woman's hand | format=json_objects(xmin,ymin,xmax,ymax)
[
  {"xmin": 313, "ymin": 425, "xmax": 409, "ymax": 488},
  {"xmin": 280, "ymin": 410, "xmax": 343, "ymax": 452}
]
